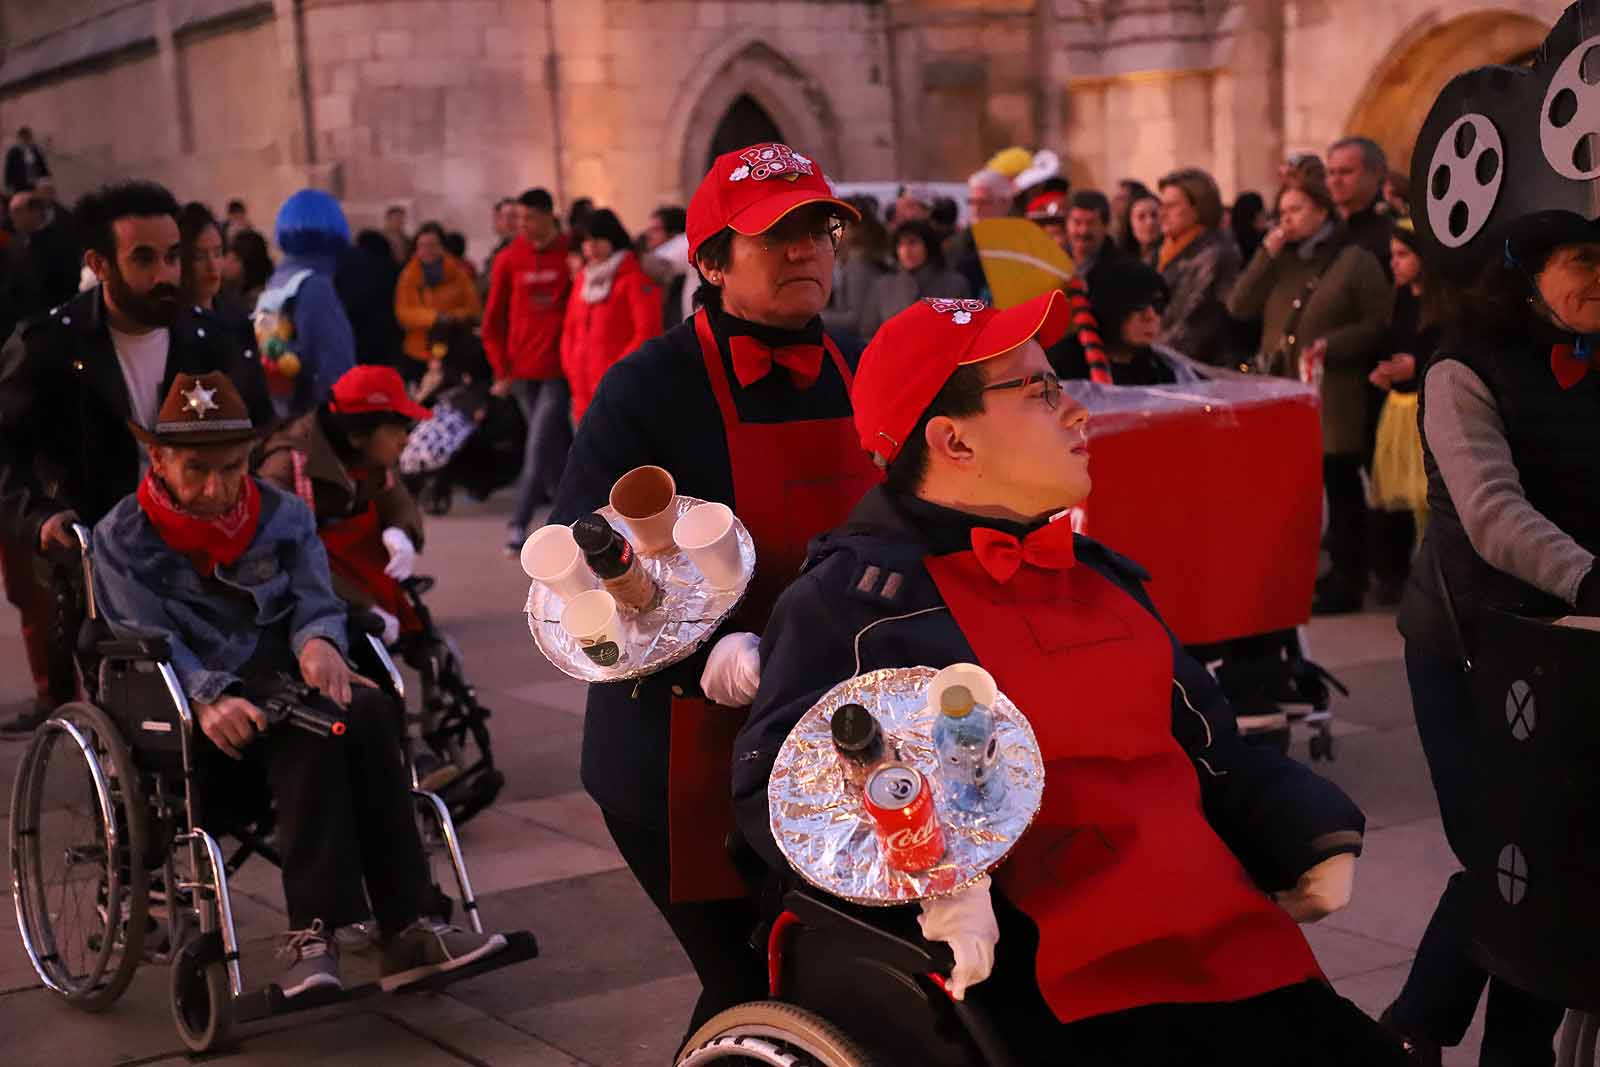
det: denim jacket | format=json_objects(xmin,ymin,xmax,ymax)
[{"xmin": 91, "ymin": 480, "xmax": 350, "ymax": 705}]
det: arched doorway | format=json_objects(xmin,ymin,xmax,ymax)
[
  {"xmin": 1345, "ymin": 11, "xmax": 1548, "ymax": 175},
  {"xmin": 663, "ymin": 36, "xmax": 842, "ymax": 201},
  {"xmin": 706, "ymin": 95, "xmax": 786, "ymax": 171}
]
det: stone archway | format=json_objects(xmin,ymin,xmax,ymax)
[
  {"xmin": 706, "ymin": 95, "xmax": 786, "ymax": 172},
  {"xmin": 1345, "ymin": 10, "xmax": 1548, "ymax": 176},
  {"xmin": 662, "ymin": 35, "xmax": 842, "ymax": 201}
]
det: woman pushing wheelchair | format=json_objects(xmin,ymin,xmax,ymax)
[{"xmin": 729, "ymin": 296, "xmax": 1410, "ymax": 1065}]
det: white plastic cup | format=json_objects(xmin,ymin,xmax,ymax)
[
  {"xmin": 521, "ymin": 524, "xmax": 597, "ymax": 602},
  {"xmin": 609, "ymin": 465, "xmax": 679, "ymax": 555},
  {"xmin": 928, "ymin": 662, "xmax": 998, "ymax": 715},
  {"xmin": 673, "ymin": 502, "xmax": 743, "ymax": 590},
  {"xmin": 560, "ymin": 589, "xmax": 626, "ymax": 667}
]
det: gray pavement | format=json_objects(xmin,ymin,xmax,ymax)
[{"xmin": 0, "ymin": 493, "xmax": 1499, "ymax": 1064}]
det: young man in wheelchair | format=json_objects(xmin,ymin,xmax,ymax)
[
  {"xmin": 89, "ymin": 371, "xmax": 506, "ymax": 999},
  {"xmin": 732, "ymin": 295, "xmax": 1409, "ymax": 1064}
]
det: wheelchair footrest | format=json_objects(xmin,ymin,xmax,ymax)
[{"xmin": 234, "ymin": 930, "xmax": 539, "ymax": 1024}]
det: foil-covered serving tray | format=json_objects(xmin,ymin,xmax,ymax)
[
  {"xmin": 769, "ymin": 666, "xmax": 1045, "ymax": 905},
  {"xmin": 524, "ymin": 496, "xmax": 755, "ymax": 682}
]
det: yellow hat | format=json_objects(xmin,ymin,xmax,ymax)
[{"xmin": 985, "ymin": 147, "xmax": 1034, "ymax": 178}]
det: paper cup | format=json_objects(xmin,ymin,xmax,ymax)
[
  {"xmin": 928, "ymin": 662, "xmax": 998, "ymax": 714},
  {"xmin": 609, "ymin": 465, "xmax": 678, "ymax": 555},
  {"xmin": 560, "ymin": 589, "xmax": 626, "ymax": 667},
  {"xmin": 521, "ymin": 524, "xmax": 597, "ymax": 602},
  {"xmin": 673, "ymin": 502, "xmax": 743, "ymax": 590}
]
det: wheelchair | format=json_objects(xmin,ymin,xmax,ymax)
[
  {"xmin": 7, "ymin": 526, "xmax": 537, "ymax": 1053},
  {"xmin": 392, "ymin": 575, "xmax": 505, "ymax": 825},
  {"xmin": 676, "ymin": 884, "xmax": 1024, "ymax": 1067}
]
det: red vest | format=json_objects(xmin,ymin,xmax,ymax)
[{"xmin": 923, "ymin": 549, "xmax": 1322, "ymax": 1023}]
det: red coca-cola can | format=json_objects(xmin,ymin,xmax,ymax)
[{"xmin": 865, "ymin": 762, "xmax": 945, "ymax": 872}]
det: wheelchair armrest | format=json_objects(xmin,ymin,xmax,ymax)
[
  {"xmin": 96, "ymin": 635, "xmax": 172, "ymax": 661},
  {"xmin": 348, "ymin": 610, "xmax": 385, "ymax": 637},
  {"xmin": 782, "ymin": 887, "xmax": 952, "ymax": 976}
]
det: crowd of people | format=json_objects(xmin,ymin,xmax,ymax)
[{"xmin": 0, "ymin": 53, "xmax": 1593, "ymax": 1056}]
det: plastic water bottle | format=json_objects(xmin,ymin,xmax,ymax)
[{"xmin": 932, "ymin": 685, "xmax": 1005, "ymax": 813}]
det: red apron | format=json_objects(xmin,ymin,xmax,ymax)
[
  {"xmin": 667, "ymin": 311, "xmax": 881, "ymax": 902},
  {"xmin": 312, "ymin": 468, "xmax": 421, "ymax": 635},
  {"xmin": 923, "ymin": 549, "xmax": 1321, "ymax": 1023}
]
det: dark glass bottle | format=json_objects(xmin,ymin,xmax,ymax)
[
  {"xmin": 571, "ymin": 514, "xmax": 662, "ymax": 615},
  {"xmin": 831, "ymin": 702, "xmax": 885, "ymax": 788}
]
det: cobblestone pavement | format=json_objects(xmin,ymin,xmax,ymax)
[{"xmin": 0, "ymin": 495, "xmax": 1496, "ymax": 1064}]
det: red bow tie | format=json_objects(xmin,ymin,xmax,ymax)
[
  {"xmin": 1551, "ymin": 343, "xmax": 1592, "ymax": 390},
  {"xmin": 729, "ymin": 334, "xmax": 824, "ymax": 390},
  {"xmin": 970, "ymin": 520, "xmax": 1076, "ymax": 584}
]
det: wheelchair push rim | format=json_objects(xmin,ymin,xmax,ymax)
[
  {"xmin": 9, "ymin": 702, "xmax": 149, "ymax": 1010},
  {"xmin": 676, "ymin": 1001, "xmax": 879, "ymax": 1067}
]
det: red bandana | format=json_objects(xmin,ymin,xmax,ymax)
[
  {"xmin": 728, "ymin": 334, "xmax": 824, "ymax": 390},
  {"xmin": 137, "ymin": 470, "xmax": 262, "ymax": 576},
  {"xmin": 1551, "ymin": 343, "xmax": 1591, "ymax": 390},
  {"xmin": 970, "ymin": 518, "xmax": 1076, "ymax": 584}
]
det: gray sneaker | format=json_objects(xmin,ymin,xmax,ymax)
[
  {"xmin": 278, "ymin": 920, "xmax": 342, "ymax": 998},
  {"xmin": 379, "ymin": 919, "xmax": 507, "ymax": 991}
]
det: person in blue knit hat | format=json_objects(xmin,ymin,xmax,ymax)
[{"xmin": 257, "ymin": 188, "xmax": 357, "ymax": 417}]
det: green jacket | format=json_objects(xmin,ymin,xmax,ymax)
[{"xmin": 1227, "ymin": 231, "xmax": 1393, "ymax": 455}]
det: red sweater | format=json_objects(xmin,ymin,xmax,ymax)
[
  {"xmin": 560, "ymin": 252, "xmax": 662, "ymax": 423},
  {"xmin": 482, "ymin": 233, "xmax": 571, "ymax": 381}
]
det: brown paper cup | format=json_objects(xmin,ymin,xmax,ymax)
[{"xmin": 609, "ymin": 465, "xmax": 678, "ymax": 554}]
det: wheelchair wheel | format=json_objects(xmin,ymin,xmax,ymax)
[
  {"xmin": 170, "ymin": 934, "xmax": 232, "ymax": 1053},
  {"xmin": 9, "ymin": 701, "xmax": 148, "ymax": 1011},
  {"xmin": 676, "ymin": 1001, "xmax": 878, "ymax": 1067}
]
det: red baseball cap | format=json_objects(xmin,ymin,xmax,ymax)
[
  {"xmin": 685, "ymin": 142, "xmax": 861, "ymax": 266},
  {"xmin": 1025, "ymin": 191, "xmax": 1067, "ymax": 221},
  {"xmin": 852, "ymin": 292, "xmax": 1071, "ymax": 467},
  {"xmin": 329, "ymin": 365, "xmax": 431, "ymax": 421}
]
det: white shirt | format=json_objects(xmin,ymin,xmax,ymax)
[{"xmin": 108, "ymin": 325, "xmax": 170, "ymax": 432}]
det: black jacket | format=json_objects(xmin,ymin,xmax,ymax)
[
  {"xmin": 733, "ymin": 488, "xmax": 1365, "ymax": 893},
  {"xmin": 549, "ymin": 307, "xmax": 862, "ymax": 827},
  {"xmin": 4, "ymin": 142, "xmax": 48, "ymax": 193},
  {"xmin": 0, "ymin": 287, "xmax": 273, "ymax": 550}
]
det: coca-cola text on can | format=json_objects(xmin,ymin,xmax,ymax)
[{"xmin": 865, "ymin": 762, "xmax": 944, "ymax": 872}]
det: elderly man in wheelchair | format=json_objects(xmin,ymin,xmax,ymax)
[{"xmin": 79, "ymin": 371, "xmax": 508, "ymax": 1003}]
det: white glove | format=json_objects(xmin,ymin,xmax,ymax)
[
  {"xmin": 381, "ymin": 527, "xmax": 416, "ymax": 580},
  {"xmin": 1275, "ymin": 853, "xmax": 1357, "ymax": 923},
  {"xmin": 917, "ymin": 875, "xmax": 999, "ymax": 1000},
  {"xmin": 699, "ymin": 632, "xmax": 761, "ymax": 707},
  {"xmin": 370, "ymin": 605, "xmax": 400, "ymax": 646}
]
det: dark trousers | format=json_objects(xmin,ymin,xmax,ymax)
[
  {"xmin": 600, "ymin": 810, "xmax": 766, "ymax": 1046},
  {"xmin": 970, "ymin": 895, "xmax": 1409, "ymax": 1065},
  {"xmin": 1, "ymin": 538, "xmax": 75, "ymax": 705},
  {"xmin": 1390, "ymin": 644, "xmax": 1566, "ymax": 1064},
  {"xmin": 198, "ymin": 655, "xmax": 433, "ymax": 936},
  {"xmin": 1323, "ymin": 454, "xmax": 1368, "ymax": 591},
  {"xmin": 1369, "ymin": 507, "xmax": 1417, "ymax": 589},
  {"xmin": 510, "ymin": 377, "xmax": 573, "ymax": 532}
]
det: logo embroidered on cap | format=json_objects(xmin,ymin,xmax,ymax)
[
  {"xmin": 183, "ymin": 381, "xmax": 219, "ymax": 418},
  {"xmin": 366, "ymin": 392, "xmax": 391, "ymax": 404},
  {"xmin": 729, "ymin": 143, "xmax": 814, "ymax": 183},
  {"xmin": 924, "ymin": 297, "xmax": 987, "ymax": 324}
]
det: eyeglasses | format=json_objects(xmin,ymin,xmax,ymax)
[
  {"xmin": 758, "ymin": 215, "xmax": 844, "ymax": 253},
  {"xmin": 982, "ymin": 371, "xmax": 1061, "ymax": 410}
]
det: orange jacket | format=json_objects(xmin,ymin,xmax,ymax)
[
  {"xmin": 394, "ymin": 253, "xmax": 482, "ymax": 362},
  {"xmin": 559, "ymin": 252, "xmax": 662, "ymax": 423}
]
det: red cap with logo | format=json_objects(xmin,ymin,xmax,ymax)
[
  {"xmin": 685, "ymin": 142, "xmax": 861, "ymax": 266},
  {"xmin": 1025, "ymin": 191, "xmax": 1068, "ymax": 221},
  {"xmin": 851, "ymin": 291, "xmax": 1071, "ymax": 467},
  {"xmin": 329, "ymin": 365, "xmax": 431, "ymax": 421}
]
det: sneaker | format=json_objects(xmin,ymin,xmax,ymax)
[
  {"xmin": 1378, "ymin": 1004, "xmax": 1442, "ymax": 1066},
  {"xmin": 379, "ymin": 918, "xmax": 507, "ymax": 991},
  {"xmin": 503, "ymin": 525, "xmax": 525, "ymax": 560},
  {"xmin": 0, "ymin": 699, "xmax": 53, "ymax": 737},
  {"xmin": 277, "ymin": 920, "xmax": 342, "ymax": 998}
]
